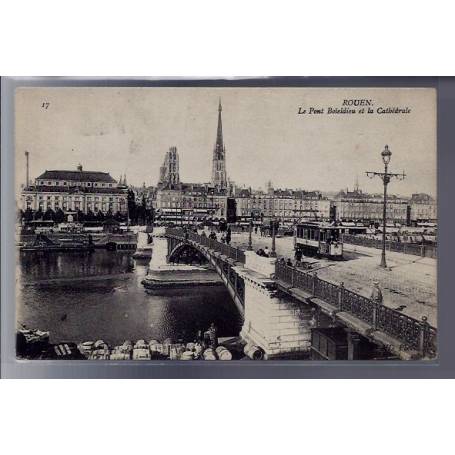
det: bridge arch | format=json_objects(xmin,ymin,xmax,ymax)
[
  {"xmin": 168, "ymin": 241, "xmax": 208, "ymax": 265},
  {"xmin": 165, "ymin": 236, "xmax": 245, "ymax": 315}
]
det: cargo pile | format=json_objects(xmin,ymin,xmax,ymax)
[
  {"xmin": 17, "ymin": 327, "xmax": 265, "ymax": 360},
  {"xmin": 75, "ymin": 337, "xmax": 234, "ymax": 361}
]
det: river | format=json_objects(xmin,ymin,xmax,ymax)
[{"xmin": 16, "ymin": 249, "xmax": 243, "ymax": 345}]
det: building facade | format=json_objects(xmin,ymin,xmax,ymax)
[
  {"xmin": 155, "ymin": 182, "xmax": 228, "ymax": 222},
  {"xmin": 409, "ymin": 193, "xmax": 437, "ymax": 222},
  {"xmin": 234, "ymin": 188, "xmax": 331, "ymax": 223},
  {"xmin": 21, "ymin": 165, "xmax": 128, "ymax": 215},
  {"xmin": 332, "ymin": 188, "xmax": 409, "ymax": 223}
]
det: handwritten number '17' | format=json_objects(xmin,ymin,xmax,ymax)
[{"xmin": 41, "ymin": 102, "xmax": 50, "ymax": 109}]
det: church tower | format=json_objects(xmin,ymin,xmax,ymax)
[
  {"xmin": 211, "ymin": 99, "xmax": 227, "ymax": 190},
  {"xmin": 158, "ymin": 146, "xmax": 180, "ymax": 187}
]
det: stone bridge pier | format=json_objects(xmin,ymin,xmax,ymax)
[
  {"xmin": 235, "ymin": 252, "xmax": 313, "ymax": 359},
  {"xmin": 147, "ymin": 227, "xmax": 169, "ymax": 271}
]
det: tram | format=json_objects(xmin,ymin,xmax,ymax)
[{"xmin": 294, "ymin": 222, "xmax": 344, "ymax": 259}]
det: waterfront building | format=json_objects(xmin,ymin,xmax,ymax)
[
  {"xmin": 233, "ymin": 187, "xmax": 330, "ymax": 224},
  {"xmin": 332, "ymin": 187, "xmax": 409, "ymax": 224},
  {"xmin": 21, "ymin": 164, "xmax": 128, "ymax": 215},
  {"xmin": 155, "ymin": 182, "xmax": 228, "ymax": 223},
  {"xmin": 409, "ymin": 193, "xmax": 437, "ymax": 223}
]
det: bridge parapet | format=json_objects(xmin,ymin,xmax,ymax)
[
  {"xmin": 166, "ymin": 228, "xmax": 246, "ymax": 264},
  {"xmin": 275, "ymin": 261, "xmax": 437, "ymax": 359}
]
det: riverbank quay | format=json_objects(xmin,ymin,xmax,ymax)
[{"xmin": 19, "ymin": 231, "xmax": 138, "ymax": 251}]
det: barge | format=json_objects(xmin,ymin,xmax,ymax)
[{"xmin": 141, "ymin": 265, "xmax": 223, "ymax": 289}]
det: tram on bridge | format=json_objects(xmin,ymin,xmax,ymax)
[{"xmin": 294, "ymin": 222, "xmax": 344, "ymax": 259}]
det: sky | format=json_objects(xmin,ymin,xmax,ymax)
[{"xmin": 15, "ymin": 87, "xmax": 436, "ymax": 197}]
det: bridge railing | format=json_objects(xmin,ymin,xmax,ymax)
[
  {"xmin": 166, "ymin": 228, "xmax": 246, "ymax": 264},
  {"xmin": 275, "ymin": 261, "xmax": 437, "ymax": 358},
  {"xmin": 342, "ymin": 234, "xmax": 437, "ymax": 259}
]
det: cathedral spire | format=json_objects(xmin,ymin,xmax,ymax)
[
  {"xmin": 216, "ymin": 98, "xmax": 223, "ymax": 150},
  {"xmin": 211, "ymin": 98, "xmax": 227, "ymax": 189}
]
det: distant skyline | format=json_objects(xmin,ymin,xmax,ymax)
[{"xmin": 16, "ymin": 87, "xmax": 436, "ymax": 197}]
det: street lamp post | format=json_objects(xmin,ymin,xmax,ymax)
[
  {"xmin": 270, "ymin": 212, "xmax": 277, "ymax": 258},
  {"xmin": 366, "ymin": 145, "xmax": 405, "ymax": 268},
  {"xmin": 248, "ymin": 211, "xmax": 253, "ymax": 251}
]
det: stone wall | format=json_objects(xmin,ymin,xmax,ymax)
[{"xmin": 237, "ymin": 265, "xmax": 313, "ymax": 359}]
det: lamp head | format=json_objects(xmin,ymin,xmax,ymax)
[{"xmin": 381, "ymin": 145, "xmax": 392, "ymax": 165}]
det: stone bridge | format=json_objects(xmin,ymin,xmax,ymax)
[{"xmin": 147, "ymin": 227, "xmax": 437, "ymax": 360}]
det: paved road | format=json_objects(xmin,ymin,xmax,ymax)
[{"xmin": 229, "ymin": 232, "xmax": 437, "ymax": 327}]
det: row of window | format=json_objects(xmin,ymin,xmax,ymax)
[
  {"xmin": 37, "ymin": 180, "xmax": 114, "ymax": 188},
  {"xmin": 240, "ymin": 202, "xmax": 326, "ymax": 209},
  {"xmin": 29, "ymin": 201, "xmax": 123, "ymax": 212},
  {"xmin": 34, "ymin": 195, "xmax": 125, "ymax": 202}
]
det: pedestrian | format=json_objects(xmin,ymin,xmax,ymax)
[
  {"xmin": 294, "ymin": 248, "xmax": 303, "ymax": 264},
  {"xmin": 226, "ymin": 227, "xmax": 231, "ymax": 245},
  {"xmin": 194, "ymin": 342, "xmax": 203, "ymax": 359},
  {"xmin": 208, "ymin": 322, "xmax": 218, "ymax": 348},
  {"xmin": 263, "ymin": 246, "xmax": 270, "ymax": 257},
  {"xmin": 370, "ymin": 281, "xmax": 383, "ymax": 304},
  {"xmin": 254, "ymin": 225, "xmax": 258, "ymax": 234},
  {"xmin": 286, "ymin": 258, "xmax": 293, "ymax": 267},
  {"xmin": 203, "ymin": 330, "xmax": 211, "ymax": 347}
]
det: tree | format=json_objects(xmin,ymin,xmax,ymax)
[
  {"xmin": 76, "ymin": 209, "xmax": 85, "ymax": 222},
  {"xmin": 114, "ymin": 211, "xmax": 126, "ymax": 222},
  {"xmin": 127, "ymin": 189, "xmax": 137, "ymax": 224},
  {"xmin": 24, "ymin": 208, "xmax": 34, "ymax": 222},
  {"xmin": 54, "ymin": 208, "xmax": 65, "ymax": 223},
  {"xmin": 43, "ymin": 208, "xmax": 55, "ymax": 221},
  {"xmin": 86, "ymin": 209, "xmax": 95, "ymax": 222},
  {"xmin": 145, "ymin": 207, "xmax": 154, "ymax": 226},
  {"xmin": 134, "ymin": 194, "xmax": 147, "ymax": 225},
  {"xmin": 34, "ymin": 208, "xmax": 44, "ymax": 220}
]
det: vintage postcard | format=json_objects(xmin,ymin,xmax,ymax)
[{"xmin": 15, "ymin": 86, "xmax": 437, "ymax": 361}]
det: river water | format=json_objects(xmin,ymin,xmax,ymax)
[{"xmin": 16, "ymin": 250, "xmax": 243, "ymax": 345}]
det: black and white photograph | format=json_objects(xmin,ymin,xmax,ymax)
[
  {"xmin": 15, "ymin": 86, "xmax": 437, "ymax": 362},
  {"xmin": 4, "ymin": 1, "xmax": 455, "ymax": 454}
]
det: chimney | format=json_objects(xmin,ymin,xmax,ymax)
[{"xmin": 25, "ymin": 151, "xmax": 29, "ymax": 187}]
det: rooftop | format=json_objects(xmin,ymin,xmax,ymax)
[{"xmin": 36, "ymin": 169, "xmax": 116, "ymax": 183}]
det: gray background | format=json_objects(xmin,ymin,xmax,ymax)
[{"xmin": 1, "ymin": 76, "xmax": 453, "ymax": 378}]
